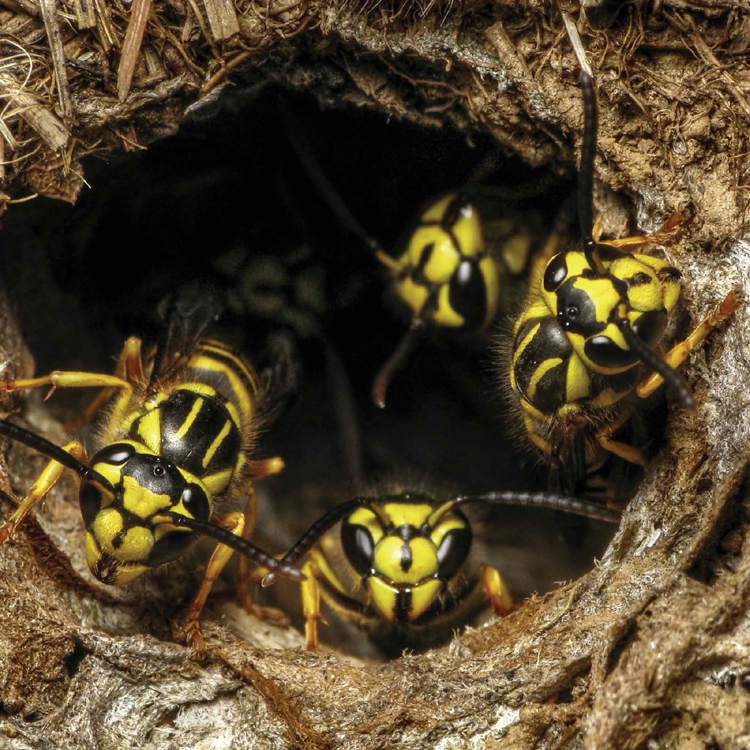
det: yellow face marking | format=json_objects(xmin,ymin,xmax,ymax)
[
  {"xmin": 202, "ymin": 419, "xmax": 232, "ymax": 469},
  {"xmin": 372, "ymin": 536, "xmax": 438, "ymax": 583},
  {"xmin": 121, "ymin": 475, "xmax": 172, "ymax": 519},
  {"xmin": 174, "ymin": 396, "xmax": 203, "ymax": 441},
  {"xmin": 90, "ymin": 507, "xmax": 122, "ymax": 544},
  {"xmin": 408, "ymin": 579, "xmax": 443, "ymax": 621},
  {"xmin": 565, "ymin": 352, "xmax": 591, "ymax": 403},
  {"xmin": 348, "ymin": 507, "xmax": 385, "ymax": 545},
  {"xmin": 429, "ymin": 512, "xmax": 465, "ymax": 547},
  {"xmin": 367, "ymin": 576, "xmax": 399, "ymax": 622},
  {"xmin": 433, "ymin": 286, "xmax": 464, "ymax": 328},
  {"xmin": 527, "ymin": 357, "xmax": 563, "ymax": 401},
  {"xmin": 572, "ymin": 277, "xmax": 621, "ymax": 323},
  {"xmin": 480, "ymin": 256, "xmax": 500, "ymax": 328},
  {"xmin": 394, "ymin": 276, "xmax": 429, "ymax": 318},
  {"xmin": 501, "ymin": 232, "xmax": 533, "ymax": 275},
  {"xmin": 114, "ymin": 526, "xmax": 156, "ymax": 562},
  {"xmin": 449, "ymin": 202, "xmax": 484, "ymax": 260}
]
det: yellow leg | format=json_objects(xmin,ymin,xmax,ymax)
[
  {"xmin": 480, "ymin": 564, "xmax": 513, "ymax": 617},
  {"xmin": 64, "ymin": 337, "xmax": 144, "ymax": 431},
  {"xmin": 0, "ymin": 441, "xmax": 88, "ymax": 544},
  {"xmin": 234, "ymin": 456, "xmax": 286, "ymax": 622},
  {"xmin": 606, "ymin": 212, "xmax": 685, "ymax": 252},
  {"xmin": 301, "ymin": 557, "xmax": 328, "ymax": 651},
  {"xmin": 183, "ymin": 511, "xmax": 245, "ymax": 651},
  {"xmin": 636, "ymin": 290, "xmax": 740, "ymax": 398},
  {"xmin": 596, "ymin": 417, "xmax": 648, "ymax": 467}
]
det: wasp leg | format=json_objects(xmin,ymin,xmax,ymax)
[
  {"xmin": 183, "ymin": 510, "xmax": 249, "ymax": 651},
  {"xmin": 479, "ymin": 563, "xmax": 514, "ymax": 616},
  {"xmin": 0, "ymin": 440, "xmax": 88, "ymax": 544},
  {"xmin": 636, "ymin": 290, "xmax": 740, "ymax": 399},
  {"xmin": 234, "ymin": 457, "xmax": 287, "ymax": 623},
  {"xmin": 605, "ymin": 212, "xmax": 685, "ymax": 252},
  {"xmin": 595, "ymin": 412, "xmax": 648, "ymax": 467},
  {"xmin": 301, "ymin": 554, "xmax": 330, "ymax": 651},
  {"xmin": 64, "ymin": 337, "xmax": 144, "ymax": 431}
]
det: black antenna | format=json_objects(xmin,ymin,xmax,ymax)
[
  {"xmin": 562, "ymin": 13, "xmax": 605, "ymax": 276},
  {"xmin": 0, "ymin": 419, "xmax": 116, "ymax": 494},
  {"xmin": 371, "ymin": 319, "xmax": 425, "ymax": 409},
  {"xmin": 261, "ymin": 496, "xmax": 372, "ymax": 587},
  {"xmin": 617, "ymin": 318, "xmax": 694, "ymax": 408},
  {"xmin": 280, "ymin": 99, "xmax": 388, "ymax": 262},
  {"xmin": 161, "ymin": 514, "xmax": 306, "ymax": 582},
  {"xmin": 438, "ymin": 489, "xmax": 622, "ymax": 524}
]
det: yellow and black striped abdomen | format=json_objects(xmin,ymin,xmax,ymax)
[{"xmin": 185, "ymin": 339, "xmax": 259, "ymax": 429}]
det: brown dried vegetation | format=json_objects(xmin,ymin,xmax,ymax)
[{"xmin": 1, "ymin": 0, "xmax": 750, "ymax": 748}]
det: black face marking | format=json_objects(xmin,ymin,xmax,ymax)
[
  {"xmin": 341, "ymin": 521, "xmax": 375, "ymax": 576},
  {"xmin": 555, "ymin": 279, "xmax": 610, "ymax": 336},
  {"xmin": 632, "ymin": 309, "xmax": 667, "ymax": 349},
  {"xmin": 148, "ymin": 530, "xmax": 195, "ymax": 567},
  {"xmin": 448, "ymin": 259, "xmax": 487, "ymax": 333},
  {"xmin": 628, "ymin": 272, "xmax": 651, "ymax": 286},
  {"xmin": 394, "ymin": 589, "xmax": 412, "ymax": 624},
  {"xmin": 410, "ymin": 243, "xmax": 435, "ymax": 285},
  {"xmin": 121, "ymin": 454, "xmax": 184, "ymax": 505},
  {"xmin": 400, "ymin": 541, "xmax": 413, "ymax": 572},
  {"xmin": 544, "ymin": 253, "xmax": 568, "ymax": 292},
  {"xmin": 436, "ymin": 525, "xmax": 472, "ymax": 581},
  {"xmin": 585, "ymin": 335, "xmax": 639, "ymax": 369},
  {"xmin": 180, "ymin": 484, "xmax": 209, "ymax": 522},
  {"xmin": 398, "ymin": 524, "xmax": 417, "ymax": 542},
  {"xmin": 111, "ymin": 530, "xmax": 125, "ymax": 549},
  {"xmin": 80, "ymin": 482, "xmax": 104, "ymax": 527},
  {"xmin": 93, "ymin": 443, "xmax": 136, "ymax": 465}
]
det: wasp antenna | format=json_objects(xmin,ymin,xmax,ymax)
[
  {"xmin": 446, "ymin": 489, "xmax": 622, "ymax": 524},
  {"xmin": 562, "ymin": 12, "xmax": 604, "ymax": 276},
  {"xmin": 372, "ymin": 319, "xmax": 425, "ymax": 409},
  {"xmin": 0, "ymin": 419, "xmax": 116, "ymax": 494},
  {"xmin": 280, "ymin": 99, "xmax": 387, "ymax": 261},
  {"xmin": 261, "ymin": 497, "xmax": 372, "ymax": 587},
  {"xmin": 162, "ymin": 514, "xmax": 306, "ymax": 582},
  {"xmin": 617, "ymin": 319, "xmax": 695, "ymax": 408}
]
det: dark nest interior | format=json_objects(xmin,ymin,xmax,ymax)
[{"xmin": 1, "ymin": 1, "xmax": 750, "ymax": 748}]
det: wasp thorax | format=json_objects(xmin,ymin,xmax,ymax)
[{"xmin": 81, "ymin": 441, "xmax": 210, "ymax": 584}]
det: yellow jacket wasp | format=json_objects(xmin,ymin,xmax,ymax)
[
  {"xmin": 262, "ymin": 487, "xmax": 619, "ymax": 651},
  {"xmin": 0, "ymin": 293, "xmax": 304, "ymax": 650},
  {"xmin": 503, "ymin": 15, "xmax": 739, "ymax": 493},
  {"xmin": 282, "ymin": 103, "xmax": 535, "ymax": 409}
]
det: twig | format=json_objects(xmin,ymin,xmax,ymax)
[
  {"xmin": 685, "ymin": 14, "xmax": 750, "ymax": 122},
  {"xmin": 38, "ymin": 0, "xmax": 71, "ymax": 118},
  {"xmin": 201, "ymin": 50, "xmax": 250, "ymax": 95},
  {"xmin": 93, "ymin": 0, "xmax": 119, "ymax": 52},
  {"xmin": 0, "ymin": 72, "xmax": 69, "ymax": 150},
  {"xmin": 201, "ymin": 0, "xmax": 239, "ymax": 40},
  {"xmin": 75, "ymin": 0, "xmax": 96, "ymax": 30},
  {"xmin": 117, "ymin": 0, "xmax": 153, "ymax": 101}
]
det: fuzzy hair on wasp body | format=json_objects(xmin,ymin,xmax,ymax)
[
  {"xmin": 0, "ymin": 287, "xmax": 304, "ymax": 651},
  {"xmin": 499, "ymin": 15, "xmax": 740, "ymax": 501}
]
